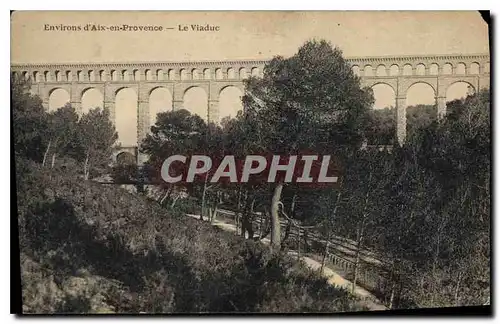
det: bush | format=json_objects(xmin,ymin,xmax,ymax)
[{"xmin": 170, "ymin": 196, "xmax": 202, "ymax": 216}]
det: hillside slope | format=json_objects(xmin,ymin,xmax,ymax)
[{"xmin": 16, "ymin": 159, "xmax": 363, "ymax": 313}]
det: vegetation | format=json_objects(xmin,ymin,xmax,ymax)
[
  {"xmin": 142, "ymin": 40, "xmax": 373, "ymax": 251},
  {"xmin": 365, "ymin": 104, "xmax": 439, "ymax": 145},
  {"xmin": 140, "ymin": 41, "xmax": 490, "ymax": 309},
  {"xmin": 13, "ymin": 71, "xmax": 360, "ymax": 314},
  {"xmin": 365, "ymin": 107, "xmax": 396, "ymax": 145},
  {"xmin": 13, "ymin": 40, "xmax": 490, "ymax": 312},
  {"xmin": 12, "ymin": 79, "xmax": 118, "ymax": 179},
  {"xmin": 17, "ymin": 160, "xmax": 360, "ymax": 313}
]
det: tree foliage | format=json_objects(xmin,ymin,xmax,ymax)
[
  {"xmin": 136, "ymin": 40, "xmax": 489, "ymax": 309},
  {"xmin": 12, "ymin": 78, "xmax": 48, "ymax": 162},
  {"xmin": 72, "ymin": 108, "xmax": 118, "ymax": 179},
  {"xmin": 238, "ymin": 40, "xmax": 374, "ymax": 249},
  {"xmin": 12, "ymin": 79, "xmax": 117, "ymax": 179},
  {"xmin": 43, "ymin": 104, "xmax": 79, "ymax": 167},
  {"xmin": 242, "ymin": 39, "xmax": 373, "ymax": 154}
]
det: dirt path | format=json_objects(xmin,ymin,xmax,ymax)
[{"xmin": 185, "ymin": 213, "xmax": 387, "ymax": 311}]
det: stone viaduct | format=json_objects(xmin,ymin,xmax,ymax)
[{"xmin": 11, "ymin": 53, "xmax": 490, "ymax": 156}]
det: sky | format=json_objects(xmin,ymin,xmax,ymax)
[
  {"xmin": 11, "ymin": 11, "xmax": 490, "ymax": 146},
  {"xmin": 11, "ymin": 11, "xmax": 489, "ymax": 63}
]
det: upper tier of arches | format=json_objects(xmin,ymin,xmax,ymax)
[
  {"xmin": 11, "ymin": 54, "xmax": 490, "ymax": 83},
  {"xmin": 351, "ymin": 61, "xmax": 489, "ymax": 78},
  {"xmin": 12, "ymin": 65, "xmax": 265, "ymax": 83}
]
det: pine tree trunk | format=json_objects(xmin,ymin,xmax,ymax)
[
  {"xmin": 282, "ymin": 222, "xmax": 291, "ymax": 246},
  {"xmin": 352, "ymin": 174, "xmax": 371, "ymax": 294},
  {"xmin": 241, "ymin": 199, "xmax": 254, "ymax": 239},
  {"xmin": 237, "ymin": 187, "xmax": 242, "ymax": 210},
  {"xmin": 320, "ymin": 235, "xmax": 330, "ymax": 276},
  {"xmin": 235, "ymin": 190, "xmax": 244, "ymax": 235},
  {"xmin": 42, "ymin": 140, "xmax": 51, "ymax": 167},
  {"xmin": 83, "ymin": 151, "xmax": 90, "ymax": 180},
  {"xmin": 245, "ymin": 218, "xmax": 254, "ymax": 239},
  {"xmin": 209, "ymin": 191, "xmax": 221, "ymax": 223},
  {"xmin": 270, "ymin": 182, "xmax": 283, "ymax": 251},
  {"xmin": 51, "ymin": 153, "xmax": 56, "ymax": 169},
  {"xmin": 388, "ymin": 261, "xmax": 399, "ymax": 309},
  {"xmin": 210, "ymin": 205, "xmax": 218, "ymax": 224},
  {"xmin": 258, "ymin": 210, "xmax": 266, "ymax": 239},
  {"xmin": 200, "ymin": 172, "xmax": 209, "ymax": 220},
  {"xmin": 160, "ymin": 186, "xmax": 172, "ymax": 205},
  {"xmin": 388, "ymin": 276, "xmax": 397, "ymax": 309},
  {"xmin": 280, "ymin": 193, "xmax": 296, "ymax": 248},
  {"xmin": 235, "ymin": 212, "xmax": 240, "ymax": 234},
  {"xmin": 352, "ymin": 219, "xmax": 367, "ymax": 294},
  {"xmin": 454, "ymin": 272, "xmax": 462, "ymax": 306},
  {"xmin": 297, "ymin": 226, "xmax": 301, "ymax": 261},
  {"xmin": 352, "ymin": 234, "xmax": 363, "ymax": 294},
  {"xmin": 240, "ymin": 213, "xmax": 246, "ymax": 238},
  {"xmin": 321, "ymin": 191, "xmax": 341, "ymax": 275},
  {"xmin": 259, "ymin": 208, "xmax": 271, "ymax": 240},
  {"xmin": 302, "ymin": 230, "xmax": 309, "ymax": 254},
  {"xmin": 171, "ymin": 195, "xmax": 180, "ymax": 208},
  {"xmin": 430, "ymin": 231, "xmax": 441, "ymax": 307},
  {"xmin": 240, "ymin": 195, "xmax": 248, "ymax": 238}
]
